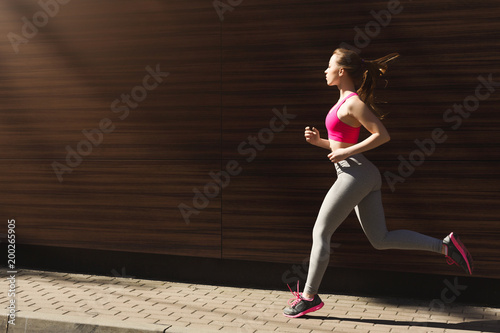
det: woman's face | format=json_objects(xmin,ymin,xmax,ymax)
[{"xmin": 325, "ymin": 54, "xmax": 341, "ymax": 86}]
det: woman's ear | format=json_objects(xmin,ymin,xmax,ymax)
[{"xmin": 338, "ymin": 67, "xmax": 344, "ymax": 76}]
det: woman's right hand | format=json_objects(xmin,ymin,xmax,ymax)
[{"xmin": 304, "ymin": 126, "xmax": 320, "ymax": 146}]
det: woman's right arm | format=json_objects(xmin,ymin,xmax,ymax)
[{"xmin": 304, "ymin": 127, "xmax": 331, "ymax": 150}]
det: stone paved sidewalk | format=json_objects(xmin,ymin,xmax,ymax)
[{"xmin": 0, "ymin": 268, "xmax": 499, "ymax": 332}]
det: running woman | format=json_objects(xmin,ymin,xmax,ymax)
[{"xmin": 283, "ymin": 48, "xmax": 474, "ymax": 318}]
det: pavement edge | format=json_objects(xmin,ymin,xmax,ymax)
[{"xmin": 0, "ymin": 311, "xmax": 220, "ymax": 333}]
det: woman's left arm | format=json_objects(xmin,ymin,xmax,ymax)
[{"xmin": 328, "ymin": 101, "xmax": 390, "ymax": 163}]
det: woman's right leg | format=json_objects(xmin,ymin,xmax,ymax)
[{"xmin": 303, "ymin": 172, "xmax": 371, "ymax": 297}]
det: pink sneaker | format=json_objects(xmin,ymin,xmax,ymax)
[
  {"xmin": 283, "ymin": 281, "xmax": 324, "ymax": 318},
  {"xmin": 443, "ymin": 232, "xmax": 474, "ymax": 275}
]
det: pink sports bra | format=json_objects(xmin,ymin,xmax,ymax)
[{"xmin": 325, "ymin": 92, "xmax": 360, "ymax": 144}]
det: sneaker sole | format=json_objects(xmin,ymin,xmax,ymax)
[
  {"xmin": 450, "ymin": 232, "xmax": 473, "ymax": 275},
  {"xmin": 283, "ymin": 302, "xmax": 324, "ymax": 318}
]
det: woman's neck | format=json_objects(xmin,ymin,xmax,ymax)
[{"xmin": 337, "ymin": 81, "xmax": 356, "ymax": 100}]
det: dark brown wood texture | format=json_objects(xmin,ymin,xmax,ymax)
[
  {"xmin": 220, "ymin": 0, "xmax": 500, "ymax": 279},
  {"xmin": 0, "ymin": 0, "xmax": 222, "ymax": 258},
  {"xmin": 0, "ymin": 0, "xmax": 499, "ymax": 278}
]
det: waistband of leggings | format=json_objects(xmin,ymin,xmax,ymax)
[{"xmin": 334, "ymin": 153, "xmax": 368, "ymax": 172}]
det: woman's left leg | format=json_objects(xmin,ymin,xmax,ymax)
[
  {"xmin": 354, "ymin": 189, "xmax": 443, "ymax": 253},
  {"xmin": 355, "ymin": 184, "xmax": 474, "ymax": 275}
]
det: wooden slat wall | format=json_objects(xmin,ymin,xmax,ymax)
[
  {"xmin": 222, "ymin": 161, "xmax": 499, "ymax": 277},
  {"xmin": 0, "ymin": 0, "xmax": 222, "ymax": 258},
  {"xmin": 0, "ymin": 161, "xmax": 221, "ymax": 257},
  {"xmin": 220, "ymin": 0, "xmax": 500, "ymax": 279},
  {"xmin": 0, "ymin": 0, "xmax": 499, "ymax": 279}
]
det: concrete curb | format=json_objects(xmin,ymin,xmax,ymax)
[{"xmin": 0, "ymin": 312, "xmax": 222, "ymax": 333}]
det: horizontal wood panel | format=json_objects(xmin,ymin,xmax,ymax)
[
  {"xmin": 221, "ymin": 161, "xmax": 500, "ymax": 278},
  {"xmin": 0, "ymin": 0, "xmax": 498, "ymax": 281},
  {"xmin": 0, "ymin": 160, "xmax": 222, "ymax": 258},
  {"xmin": 0, "ymin": 0, "xmax": 220, "ymax": 160},
  {"xmin": 220, "ymin": 0, "xmax": 500, "ymax": 279},
  {"xmin": 221, "ymin": 0, "xmax": 500, "ymax": 160}
]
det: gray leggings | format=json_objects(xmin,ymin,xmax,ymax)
[{"xmin": 304, "ymin": 154, "xmax": 443, "ymax": 296}]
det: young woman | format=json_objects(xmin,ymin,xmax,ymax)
[{"xmin": 283, "ymin": 48, "xmax": 474, "ymax": 318}]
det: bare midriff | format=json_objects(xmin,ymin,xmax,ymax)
[{"xmin": 329, "ymin": 139, "xmax": 355, "ymax": 152}]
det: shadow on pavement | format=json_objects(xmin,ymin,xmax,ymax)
[{"xmin": 302, "ymin": 316, "xmax": 500, "ymax": 333}]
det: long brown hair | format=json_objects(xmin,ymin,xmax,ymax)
[{"xmin": 333, "ymin": 48, "xmax": 399, "ymax": 119}]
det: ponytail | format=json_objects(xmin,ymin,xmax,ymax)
[{"xmin": 333, "ymin": 49, "xmax": 400, "ymax": 119}]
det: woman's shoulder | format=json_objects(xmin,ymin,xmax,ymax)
[{"xmin": 346, "ymin": 95, "xmax": 368, "ymax": 114}]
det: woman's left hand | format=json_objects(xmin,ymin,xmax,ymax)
[{"xmin": 328, "ymin": 148, "xmax": 350, "ymax": 163}]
